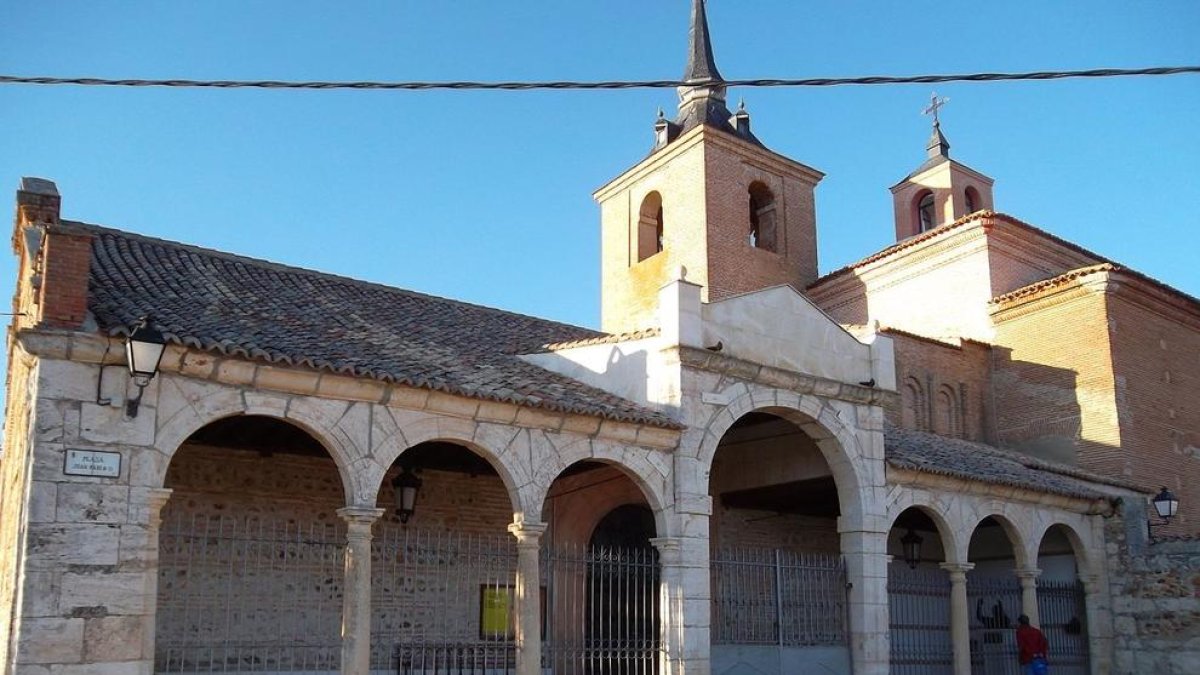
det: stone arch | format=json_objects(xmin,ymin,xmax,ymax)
[
  {"xmin": 368, "ymin": 416, "xmax": 532, "ymax": 521},
  {"xmin": 527, "ymin": 437, "xmax": 673, "ymax": 539},
  {"xmin": 885, "ymin": 491, "xmax": 962, "ymax": 565},
  {"xmin": 1032, "ymin": 518, "xmax": 1094, "ymax": 577},
  {"xmin": 151, "ymin": 381, "xmax": 358, "ymax": 504},
  {"xmin": 694, "ymin": 385, "xmax": 872, "ymax": 530},
  {"xmin": 963, "ymin": 510, "xmax": 1033, "ymax": 569},
  {"xmin": 541, "ymin": 459, "xmax": 670, "ymax": 547}
]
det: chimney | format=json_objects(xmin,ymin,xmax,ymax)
[
  {"xmin": 16, "ymin": 177, "xmax": 60, "ymax": 228},
  {"xmin": 14, "ymin": 178, "xmax": 93, "ymax": 330}
]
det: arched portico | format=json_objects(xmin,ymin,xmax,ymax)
[
  {"xmin": 886, "ymin": 505, "xmax": 956, "ymax": 675},
  {"xmin": 153, "ymin": 413, "xmax": 351, "ymax": 674}
]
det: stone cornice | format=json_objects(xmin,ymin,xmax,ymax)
[
  {"xmin": 15, "ymin": 328, "xmax": 681, "ymax": 450},
  {"xmin": 989, "ymin": 273, "xmax": 1109, "ymax": 324},
  {"xmin": 675, "ymin": 345, "xmax": 897, "ymax": 407},
  {"xmin": 887, "ymin": 466, "xmax": 1118, "ymax": 516}
]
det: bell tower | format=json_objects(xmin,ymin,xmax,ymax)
[
  {"xmin": 594, "ymin": 0, "xmax": 824, "ymax": 334},
  {"xmin": 890, "ymin": 94, "xmax": 995, "ymax": 240}
]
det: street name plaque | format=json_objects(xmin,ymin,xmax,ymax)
[{"xmin": 64, "ymin": 449, "xmax": 122, "ymax": 478}]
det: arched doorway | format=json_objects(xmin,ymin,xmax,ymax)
[
  {"xmin": 542, "ymin": 461, "xmax": 661, "ymax": 675},
  {"xmin": 966, "ymin": 517, "xmax": 1023, "ymax": 674},
  {"xmin": 707, "ymin": 411, "xmax": 851, "ymax": 675},
  {"xmin": 369, "ymin": 440, "xmax": 521, "ymax": 674},
  {"xmin": 1035, "ymin": 525, "xmax": 1090, "ymax": 674},
  {"xmin": 887, "ymin": 507, "xmax": 953, "ymax": 675},
  {"xmin": 155, "ymin": 415, "xmax": 348, "ymax": 673}
]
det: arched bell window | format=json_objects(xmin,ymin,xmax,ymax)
[
  {"xmin": 964, "ymin": 186, "xmax": 980, "ymax": 215},
  {"xmin": 748, "ymin": 181, "xmax": 778, "ymax": 253},
  {"xmin": 917, "ymin": 191, "xmax": 936, "ymax": 233},
  {"xmin": 637, "ymin": 192, "xmax": 664, "ymax": 262}
]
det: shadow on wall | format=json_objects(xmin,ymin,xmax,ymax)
[
  {"xmin": 990, "ymin": 346, "xmax": 1083, "ymax": 467},
  {"xmin": 521, "ymin": 344, "xmax": 652, "ymax": 410}
]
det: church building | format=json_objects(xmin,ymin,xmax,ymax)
[{"xmin": 1, "ymin": 2, "xmax": 1195, "ymax": 674}]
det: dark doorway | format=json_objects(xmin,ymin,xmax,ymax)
[{"xmin": 586, "ymin": 505, "xmax": 659, "ymax": 675}]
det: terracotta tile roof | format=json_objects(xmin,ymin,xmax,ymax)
[
  {"xmin": 989, "ymin": 263, "xmax": 1199, "ymax": 309},
  {"xmin": 540, "ymin": 328, "xmax": 661, "ymax": 352},
  {"xmin": 74, "ymin": 221, "xmax": 680, "ymax": 429},
  {"xmin": 885, "ymin": 425, "xmax": 1136, "ymax": 501}
]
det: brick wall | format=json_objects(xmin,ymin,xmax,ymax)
[
  {"xmin": 883, "ymin": 330, "xmax": 991, "ymax": 442},
  {"xmin": 1105, "ymin": 288, "xmax": 1200, "ymax": 535},
  {"xmin": 990, "ymin": 282, "xmax": 1118, "ymax": 468}
]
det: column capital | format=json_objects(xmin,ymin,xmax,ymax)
[
  {"xmin": 939, "ymin": 561, "xmax": 975, "ymax": 580},
  {"xmin": 648, "ymin": 536, "xmax": 683, "ymax": 563},
  {"xmin": 140, "ymin": 487, "xmax": 173, "ymax": 529},
  {"xmin": 508, "ymin": 521, "xmax": 548, "ymax": 547},
  {"xmin": 1014, "ymin": 567, "xmax": 1043, "ymax": 582},
  {"xmin": 338, "ymin": 506, "xmax": 385, "ymax": 532}
]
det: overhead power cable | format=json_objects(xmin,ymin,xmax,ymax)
[{"xmin": 0, "ymin": 66, "xmax": 1196, "ymax": 92}]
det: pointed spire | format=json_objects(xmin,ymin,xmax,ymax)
[
  {"xmin": 927, "ymin": 121, "xmax": 951, "ymax": 159},
  {"xmin": 683, "ymin": 0, "xmax": 723, "ymax": 84}
]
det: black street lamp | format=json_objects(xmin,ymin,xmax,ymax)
[
  {"xmin": 900, "ymin": 528, "xmax": 924, "ymax": 569},
  {"xmin": 1148, "ymin": 487, "xmax": 1180, "ymax": 541},
  {"xmin": 124, "ymin": 316, "xmax": 167, "ymax": 417},
  {"xmin": 392, "ymin": 468, "xmax": 423, "ymax": 524}
]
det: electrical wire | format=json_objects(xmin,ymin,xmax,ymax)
[{"xmin": 0, "ymin": 66, "xmax": 1196, "ymax": 92}]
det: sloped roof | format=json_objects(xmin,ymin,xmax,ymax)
[
  {"xmin": 885, "ymin": 424, "xmax": 1136, "ymax": 501},
  {"xmin": 989, "ymin": 262, "xmax": 1199, "ymax": 310},
  {"xmin": 72, "ymin": 221, "xmax": 680, "ymax": 429}
]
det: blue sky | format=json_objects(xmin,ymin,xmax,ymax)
[{"xmin": 1, "ymin": 1, "xmax": 1197, "ymax": 334}]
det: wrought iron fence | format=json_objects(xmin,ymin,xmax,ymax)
[
  {"xmin": 543, "ymin": 542, "xmax": 661, "ymax": 675},
  {"xmin": 1036, "ymin": 579, "xmax": 1090, "ymax": 675},
  {"xmin": 710, "ymin": 548, "xmax": 848, "ymax": 647},
  {"xmin": 967, "ymin": 573, "xmax": 1023, "ymax": 675},
  {"xmin": 155, "ymin": 513, "xmax": 345, "ymax": 674},
  {"xmin": 370, "ymin": 526, "xmax": 518, "ymax": 674},
  {"xmin": 887, "ymin": 565, "xmax": 954, "ymax": 675}
]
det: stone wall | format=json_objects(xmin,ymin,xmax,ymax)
[
  {"xmin": 1105, "ymin": 504, "xmax": 1200, "ymax": 674},
  {"xmin": 0, "ymin": 351, "xmax": 37, "ymax": 672}
]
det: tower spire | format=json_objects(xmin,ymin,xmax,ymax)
[
  {"xmin": 922, "ymin": 92, "xmax": 951, "ymax": 159},
  {"xmin": 683, "ymin": 0, "xmax": 723, "ymax": 84}
]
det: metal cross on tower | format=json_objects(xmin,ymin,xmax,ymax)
[{"xmin": 923, "ymin": 92, "xmax": 950, "ymax": 125}]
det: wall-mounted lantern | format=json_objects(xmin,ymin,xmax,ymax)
[
  {"xmin": 124, "ymin": 316, "xmax": 167, "ymax": 417},
  {"xmin": 392, "ymin": 468, "xmax": 423, "ymax": 524},
  {"xmin": 900, "ymin": 528, "xmax": 924, "ymax": 569},
  {"xmin": 1148, "ymin": 486, "xmax": 1180, "ymax": 541}
]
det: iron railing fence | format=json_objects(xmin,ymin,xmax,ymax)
[
  {"xmin": 1036, "ymin": 579, "xmax": 1090, "ymax": 675},
  {"xmin": 543, "ymin": 542, "xmax": 661, "ymax": 675},
  {"xmin": 710, "ymin": 548, "xmax": 848, "ymax": 647},
  {"xmin": 887, "ymin": 565, "xmax": 954, "ymax": 675},
  {"xmin": 155, "ymin": 513, "xmax": 345, "ymax": 674},
  {"xmin": 967, "ymin": 573, "xmax": 1023, "ymax": 675},
  {"xmin": 370, "ymin": 526, "xmax": 518, "ymax": 674}
]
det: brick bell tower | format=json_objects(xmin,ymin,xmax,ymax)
[
  {"xmin": 593, "ymin": 0, "xmax": 824, "ymax": 334},
  {"xmin": 890, "ymin": 94, "xmax": 995, "ymax": 240}
]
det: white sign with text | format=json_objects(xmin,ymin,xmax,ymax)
[{"xmin": 64, "ymin": 449, "xmax": 122, "ymax": 478}]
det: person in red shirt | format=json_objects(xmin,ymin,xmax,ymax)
[{"xmin": 1016, "ymin": 614, "xmax": 1049, "ymax": 674}]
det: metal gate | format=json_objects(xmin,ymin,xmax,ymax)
[
  {"xmin": 155, "ymin": 514, "xmax": 346, "ymax": 674},
  {"xmin": 967, "ymin": 574, "xmax": 1023, "ymax": 675},
  {"xmin": 1036, "ymin": 580, "xmax": 1089, "ymax": 675},
  {"xmin": 543, "ymin": 542, "xmax": 661, "ymax": 675},
  {"xmin": 887, "ymin": 566, "xmax": 953, "ymax": 675},
  {"xmin": 370, "ymin": 527, "xmax": 518, "ymax": 674},
  {"xmin": 710, "ymin": 548, "xmax": 848, "ymax": 647}
]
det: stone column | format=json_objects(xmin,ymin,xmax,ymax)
[
  {"xmin": 1015, "ymin": 567, "xmax": 1042, "ymax": 626},
  {"xmin": 940, "ymin": 562, "xmax": 975, "ymax": 675},
  {"xmin": 338, "ymin": 506, "xmax": 384, "ymax": 675},
  {"xmin": 509, "ymin": 521, "xmax": 548, "ymax": 675},
  {"xmin": 649, "ymin": 536, "xmax": 683, "ymax": 675},
  {"xmin": 1080, "ymin": 573, "xmax": 1112, "ymax": 675},
  {"xmin": 140, "ymin": 488, "xmax": 174, "ymax": 667},
  {"xmin": 842, "ymin": 529, "xmax": 891, "ymax": 675}
]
